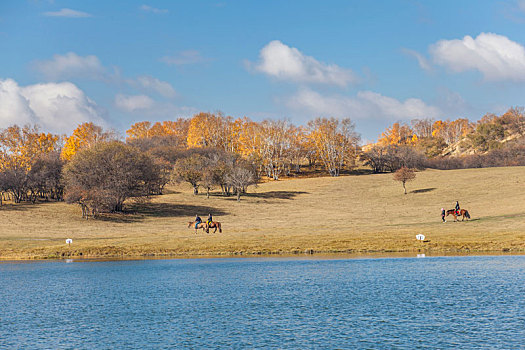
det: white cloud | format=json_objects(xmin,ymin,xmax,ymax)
[
  {"xmin": 140, "ymin": 5, "xmax": 168, "ymax": 14},
  {"xmin": 43, "ymin": 8, "xmax": 92, "ymax": 18},
  {"xmin": 160, "ymin": 50, "xmax": 208, "ymax": 66},
  {"xmin": 35, "ymin": 52, "xmax": 105, "ymax": 81},
  {"xmin": 114, "ymin": 94, "xmax": 154, "ymax": 112},
  {"xmin": 0, "ymin": 78, "xmax": 105, "ymax": 133},
  {"xmin": 402, "ymin": 48, "xmax": 432, "ymax": 71},
  {"xmin": 133, "ymin": 76, "xmax": 176, "ymax": 98},
  {"xmin": 253, "ymin": 40, "xmax": 359, "ymax": 86},
  {"xmin": 429, "ymin": 32, "xmax": 525, "ymax": 81},
  {"xmin": 286, "ymin": 88, "xmax": 441, "ymax": 120},
  {"xmin": 35, "ymin": 53, "xmax": 177, "ymax": 98}
]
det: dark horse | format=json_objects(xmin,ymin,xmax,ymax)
[
  {"xmin": 446, "ymin": 209, "xmax": 471, "ymax": 222},
  {"xmin": 188, "ymin": 221, "xmax": 208, "ymax": 233},
  {"xmin": 206, "ymin": 221, "xmax": 222, "ymax": 233}
]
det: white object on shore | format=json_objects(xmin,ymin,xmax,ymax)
[
  {"xmin": 416, "ymin": 234, "xmax": 425, "ymax": 241},
  {"xmin": 66, "ymin": 238, "xmax": 73, "ymax": 245},
  {"xmin": 417, "ymin": 253, "xmax": 426, "ymax": 258}
]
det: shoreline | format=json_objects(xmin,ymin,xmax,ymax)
[{"xmin": 1, "ymin": 249, "xmax": 524, "ymax": 263}]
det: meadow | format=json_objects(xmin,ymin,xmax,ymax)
[{"xmin": 0, "ymin": 166, "xmax": 524, "ymax": 259}]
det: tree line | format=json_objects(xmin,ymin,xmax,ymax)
[
  {"xmin": 362, "ymin": 107, "xmax": 525, "ymax": 172},
  {"xmin": 2, "ymin": 107, "xmax": 524, "ymax": 216},
  {"xmin": 0, "ymin": 115, "xmax": 360, "ymax": 217}
]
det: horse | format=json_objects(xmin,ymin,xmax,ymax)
[
  {"xmin": 446, "ymin": 209, "xmax": 471, "ymax": 222},
  {"xmin": 188, "ymin": 221, "xmax": 208, "ymax": 233},
  {"xmin": 206, "ymin": 221, "xmax": 222, "ymax": 233}
]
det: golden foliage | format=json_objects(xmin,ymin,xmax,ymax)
[
  {"xmin": 0, "ymin": 125, "xmax": 59, "ymax": 171},
  {"xmin": 378, "ymin": 122, "xmax": 415, "ymax": 146},
  {"xmin": 61, "ymin": 122, "xmax": 113, "ymax": 161}
]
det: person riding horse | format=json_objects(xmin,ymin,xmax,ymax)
[
  {"xmin": 455, "ymin": 201, "xmax": 460, "ymax": 215},
  {"xmin": 207, "ymin": 213, "xmax": 213, "ymax": 227},
  {"xmin": 195, "ymin": 215, "xmax": 202, "ymax": 229}
]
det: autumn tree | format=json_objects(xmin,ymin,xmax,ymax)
[
  {"xmin": 186, "ymin": 112, "xmax": 218, "ymax": 148},
  {"xmin": 393, "ymin": 167, "xmax": 416, "ymax": 195},
  {"xmin": 127, "ymin": 119, "xmax": 190, "ymax": 148},
  {"xmin": 307, "ymin": 117, "xmax": 360, "ymax": 176},
  {"xmin": 63, "ymin": 141, "xmax": 158, "ymax": 217},
  {"xmin": 0, "ymin": 125, "xmax": 60, "ymax": 171},
  {"xmin": 0, "ymin": 125, "xmax": 60, "ymax": 203},
  {"xmin": 378, "ymin": 122, "xmax": 416, "ymax": 146},
  {"xmin": 61, "ymin": 122, "xmax": 115, "ymax": 161}
]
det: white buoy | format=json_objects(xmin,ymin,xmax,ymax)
[
  {"xmin": 66, "ymin": 238, "xmax": 73, "ymax": 245},
  {"xmin": 416, "ymin": 234, "xmax": 425, "ymax": 241}
]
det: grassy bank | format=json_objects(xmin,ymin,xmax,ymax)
[{"xmin": 1, "ymin": 166, "xmax": 524, "ymax": 259}]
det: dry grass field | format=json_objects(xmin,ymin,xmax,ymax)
[{"xmin": 1, "ymin": 166, "xmax": 524, "ymax": 259}]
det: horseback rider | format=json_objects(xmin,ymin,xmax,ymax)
[
  {"xmin": 441, "ymin": 208, "xmax": 446, "ymax": 222},
  {"xmin": 455, "ymin": 201, "xmax": 460, "ymax": 215},
  {"xmin": 195, "ymin": 215, "xmax": 202, "ymax": 229},
  {"xmin": 207, "ymin": 213, "xmax": 213, "ymax": 227}
]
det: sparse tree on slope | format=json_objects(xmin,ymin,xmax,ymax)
[{"xmin": 393, "ymin": 167, "xmax": 416, "ymax": 195}]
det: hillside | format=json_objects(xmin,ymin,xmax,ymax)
[{"xmin": 0, "ymin": 166, "xmax": 524, "ymax": 259}]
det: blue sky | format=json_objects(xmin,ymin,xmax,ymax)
[{"xmin": 2, "ymin": 0, "xmax": 525, "ymax": 141}]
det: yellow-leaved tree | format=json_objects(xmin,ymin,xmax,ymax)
[
  {"xmin": 61, "ymin": 122, "xmax": 114, "ymax": 161},
  {"xmin": 378, "ymin": 122, "xmax": 417, "ymax": 146},
  {"xmin": 0, "ymin": 124, "xmax": 59, "ymax": 171}
]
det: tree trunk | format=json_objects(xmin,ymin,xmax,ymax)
[
  {"xmin": 236, "ymin": 191, "xmax": 241, "ymax": 201},
  {"xmin": 403, "ymin": 181, "xmax": 407, "ymax": 195},
  {"xmin": 193, "ymin": 185, "xmax": 198, "ymax": 195}
]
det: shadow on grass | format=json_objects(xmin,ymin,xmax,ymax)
[
  {"xmin": 411, "ymin": 188, "xmax": 436, "ymax": 194},
  {"xmin": 244, "ymin": 190, "xmax": 309, "ymax": 200},
  {"xmin": 208, "ymin": 190, "xmax": 308, "ymax": 200},
  {"xmin": 0, "ymin": 202, "xmax": 34, "ymax": 211},
  {"xmin": 95, "ymin": 203, "xmax": 229, "ymax": 223}
]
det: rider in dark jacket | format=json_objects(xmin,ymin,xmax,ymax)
[
  {"xmin": 207, "ymin": 214, "xmax": 213, "ymax": 226},
  {"xmin": 195, "ymin": 215, "xmax": 202, "ymax": 229},
  {"xmin": 455, "ymin": 201, "xmax": 460, "ymax": 215}
]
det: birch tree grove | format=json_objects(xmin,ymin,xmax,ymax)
[
  {"xmin": 258, "ymin": 119, "xmax": 293, "ymax": 180},
  {"xmin": 307, "ymin": 117, "xmax": 360, "ymax": 177}
]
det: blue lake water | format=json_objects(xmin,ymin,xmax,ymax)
[{"xmin": 0, "ymin": 255, "xmax": 524, "ymax": 349}]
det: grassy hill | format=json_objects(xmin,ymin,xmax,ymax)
[{"xmin": 1, "ymin": 166, "xmax": 524, "ymax": 259}]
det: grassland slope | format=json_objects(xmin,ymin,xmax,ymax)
[{"xmin": 0, "ymin": 166, "xmax": 524, "ymax": 259}]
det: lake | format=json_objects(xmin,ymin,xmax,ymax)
[{"xmin": 1, "ymin": 255, "xmax": 523, "ymax": 349}]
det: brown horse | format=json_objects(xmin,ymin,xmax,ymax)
[
  {"xmin": 206, "ymin": 221, "xmax": 222, "ymax": 233},
  {"xmin": 188, "ymin": 221, "xmax": 208, "ymax": 233},
  {"xmin": 446, "ymin": 209, "xmax": 471, "ymax": 222}
]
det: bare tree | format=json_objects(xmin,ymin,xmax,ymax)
[
  {"xmin": 63, "ymin": 141, "xmax": 158, "ymax": 217},
  {"xmin": 393, "ymin": 167, "xmax": 416, "ymax": 195},
  {"xmin": 226, "ymin": 166, "xmax": 257, "ymax": 201},
  {"xmin": 172, "ymin": 154, "xmax": 205, "ymax": 195}
]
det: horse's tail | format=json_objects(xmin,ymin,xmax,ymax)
[{"xmin": 465, "ymin": 210, "xmax": 470, "ymax": 219}]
